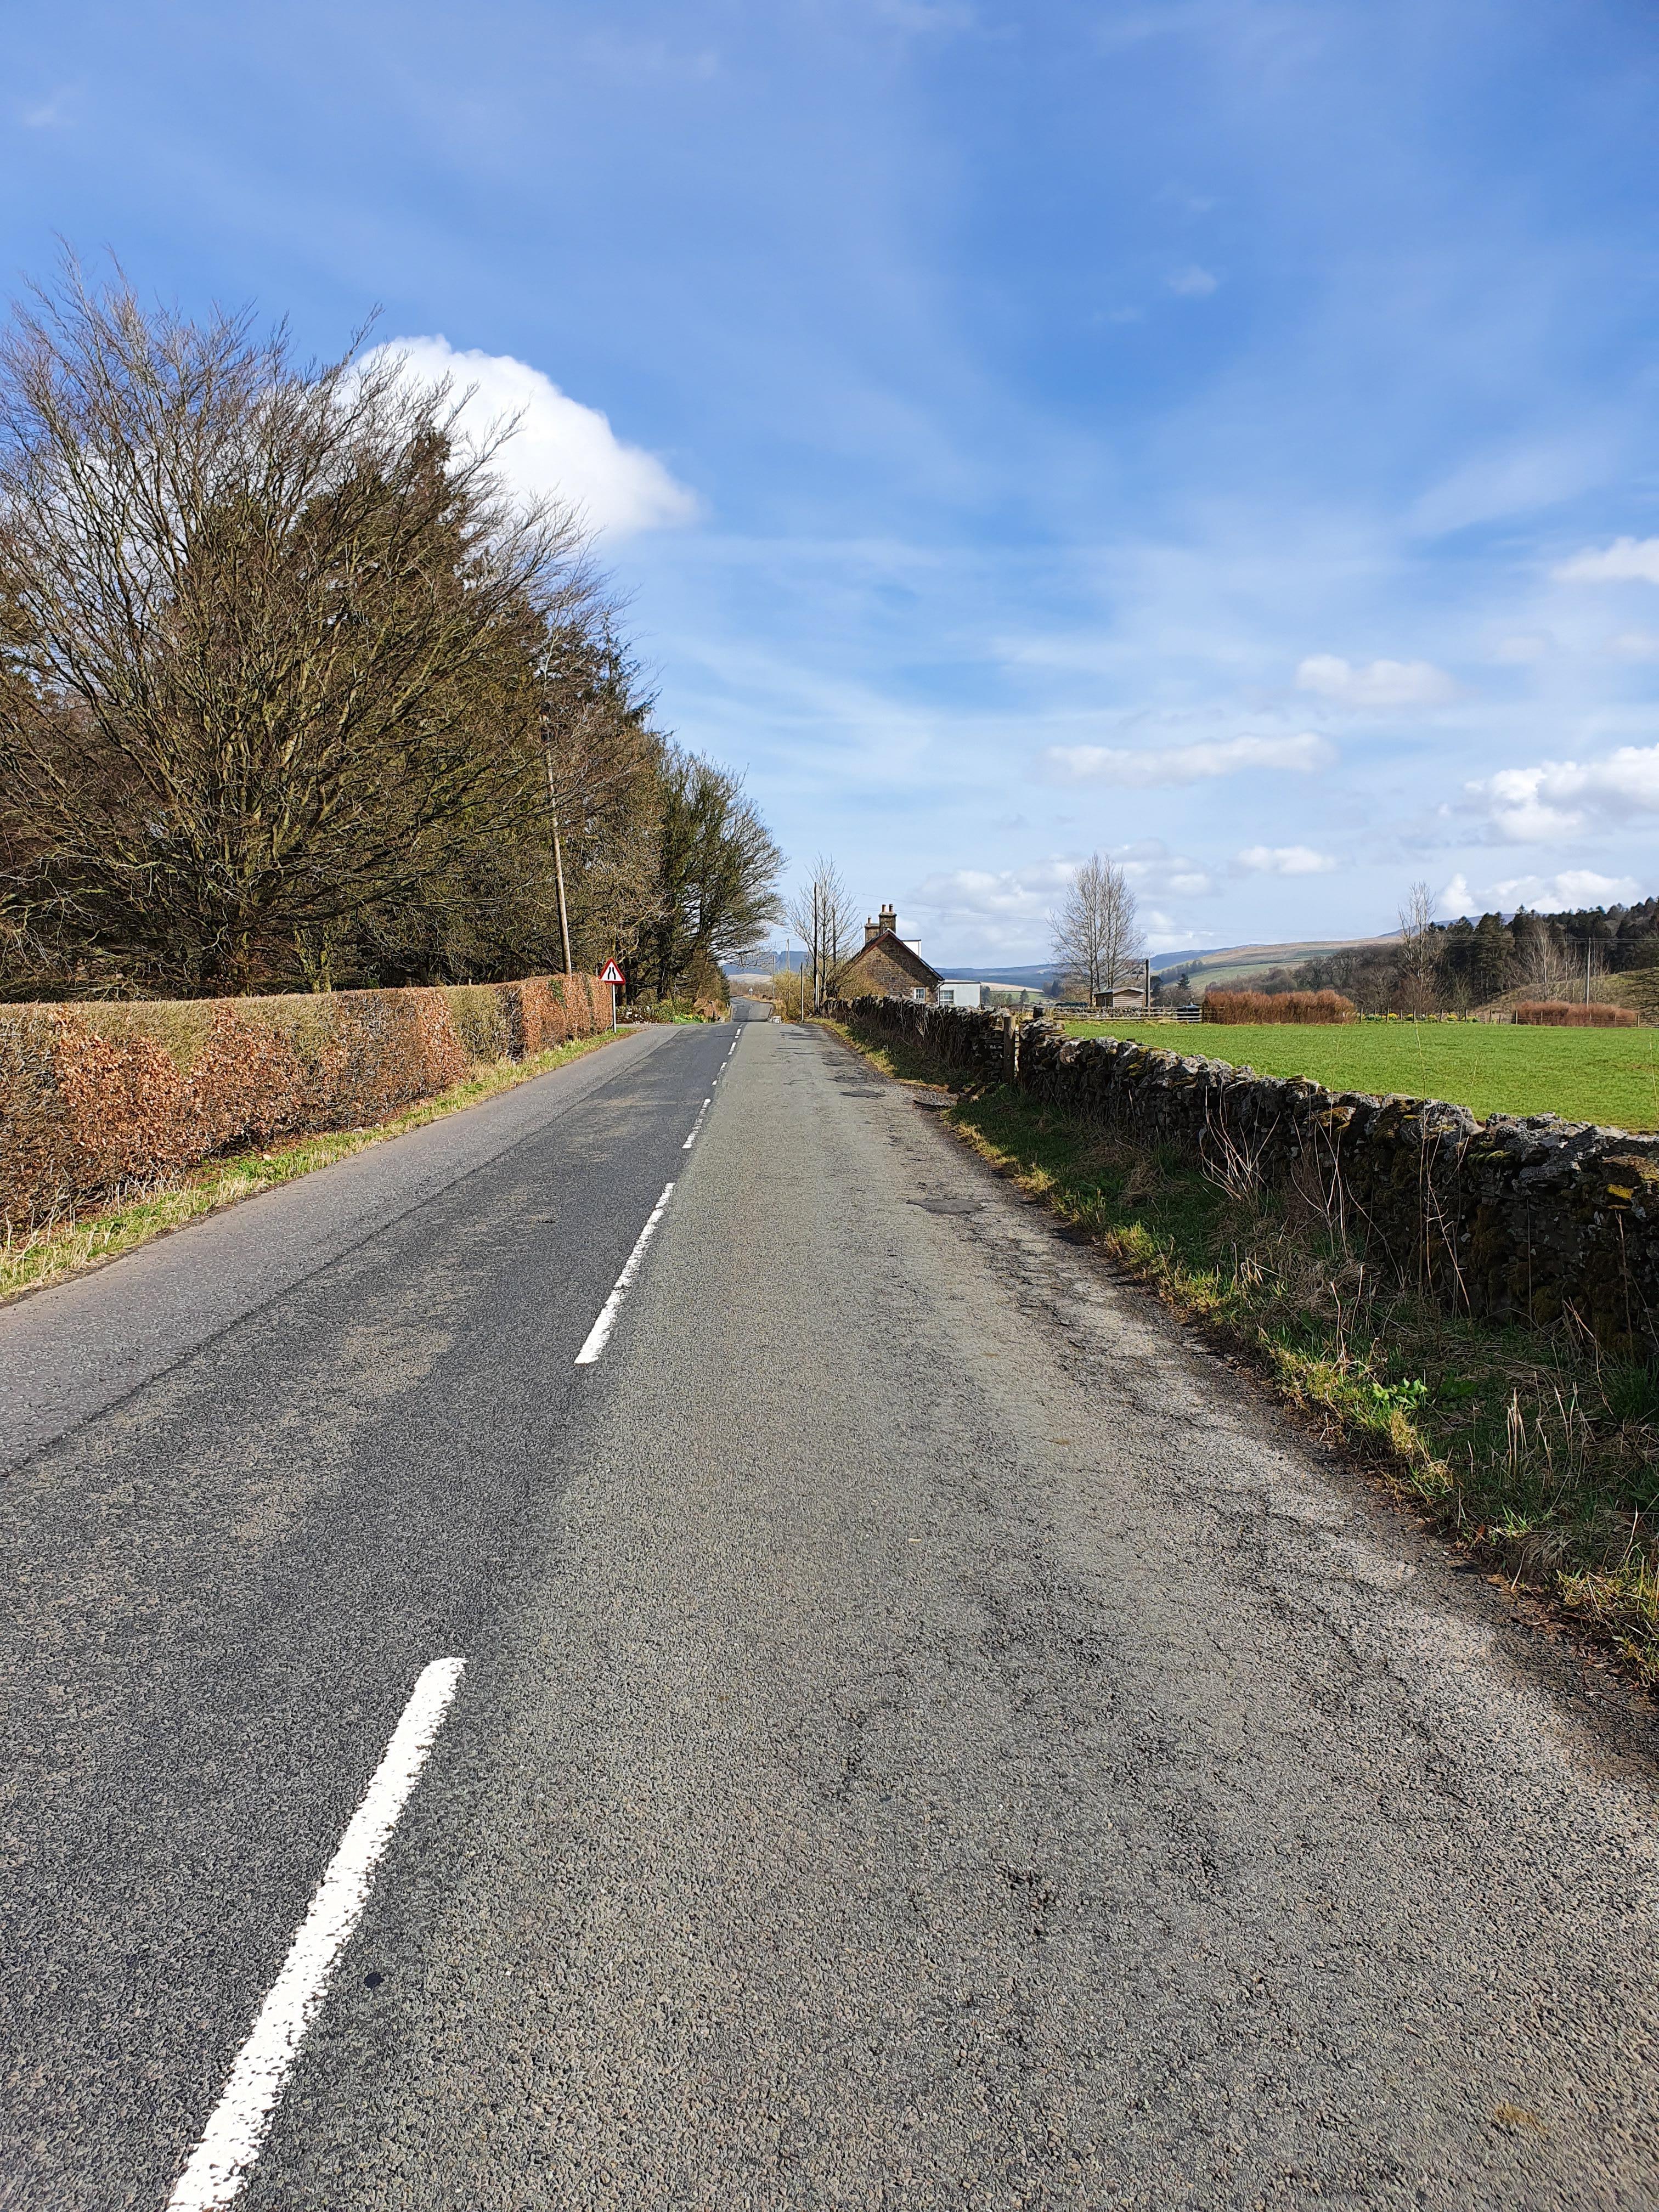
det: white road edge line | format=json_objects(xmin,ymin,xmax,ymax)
[
  {"xmin": 682, "ymin": 1096, "xmax": 713, "ymax": 1149},
  {"xmin": 574, "ymin": 1180, "xmax": 676, "ymax": 1364},
  {"xmin": 166, "ymin": 1657, "xmax": 467, "ymax": 2212}
]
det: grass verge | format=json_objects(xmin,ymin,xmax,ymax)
[
  {"xmin": 2, "ymin": 1028, "xmax": 625, "ymax": 1306},
  {"xmin": 832, "ymin": 1015, "xmax": 1659, "ymax": 1688}
]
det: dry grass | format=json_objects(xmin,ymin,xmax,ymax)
[
  {"xmin": 830, "ymin": 1014, "xmax": 1659, "ymax": 1688},
  {"xmin": 1203, "ymin": 988, "xmax": 1356, "ymax": 1024},
  {"xmin": 1514, "ymin": 1000, "xmax": 1637, "ymax": 1028},
  {"xmin": 1, "ymin": 1029, "xmax": 623, "ymax": 1305}
]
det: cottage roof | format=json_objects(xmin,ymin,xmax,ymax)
[{"xmin": 842, "ymin": 931, "xmax": 942, "ymax": 988}]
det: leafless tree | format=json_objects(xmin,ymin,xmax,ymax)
[
  {"xmin": 1049, "ymin": 853, "xmax": 1142, "ymax": 1004},
  {"xmin": 0, "ymin": 257, "xmax": 595, "ymax": 994},
  {"xmin": 1395, "ymin": 879, "xmax": 1440, "ymax": 1013},
  {"xmin": 1515, "ymin": 912, "xmax": 1573, "ymax": 1001},
  {"xmin": 786, "ymin": 854, "xmax": 859, "ymax": 1003}
]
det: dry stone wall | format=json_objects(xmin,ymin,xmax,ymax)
[
  {"xmin": 834, "ymin": 996, "xmax": 1659, "ymax": 1361},
  {"xmin": 1, "ymin": 974, "xmax": 610, "ymax": 1236}
]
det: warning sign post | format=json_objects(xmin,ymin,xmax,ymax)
[{"xmin": 597, "ymin": 958, "xmax": 625, "ymax": 1029}]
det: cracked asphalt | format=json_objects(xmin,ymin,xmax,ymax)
[{"xmin": 3, "ymin": 1010, "xmax": 1656, "ymax": 2208}]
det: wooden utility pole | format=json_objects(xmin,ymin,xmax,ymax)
[{"xmin": 539, "ymin": 698, "xmax": 575, "ymax": 977}]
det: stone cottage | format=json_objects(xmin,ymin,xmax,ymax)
[{"xmin": 834, "ymin": 905, "xmax": 942, "ymax": 1003}]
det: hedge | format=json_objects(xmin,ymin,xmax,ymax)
[{"xmin": 1, "ymin": 974, "xmax": 610, "ymax": 1236}]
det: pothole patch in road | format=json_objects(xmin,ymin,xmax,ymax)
[{"xmin": 907, "ymin": 1197, "xmax": 986, "ymax": 1215}]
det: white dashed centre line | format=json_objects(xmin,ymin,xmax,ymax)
[
  {"xmin": 166, "ymin": 1657, "xmax": 466, "ymax": 2212},
  {"xmin": 683, "ymin": 1096, "xmax": 713, "ymax": 1149},
  {"xmin": 575, "ymin": 1180, "xmax": 676, "ymax": 1365}
]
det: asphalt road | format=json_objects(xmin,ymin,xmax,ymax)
[{"xmin": 2, "ymin": 1009, "xmax": 1655, "ymax": 2209}]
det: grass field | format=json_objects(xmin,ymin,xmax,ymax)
[{"xmin": 1064, "ymin": 1020, "xmax": 1659, "ymax": 1130}]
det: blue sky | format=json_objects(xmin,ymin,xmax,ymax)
[{"xmin": 7, "ymin": 1, "xmax": 1659, "ymax": 964}]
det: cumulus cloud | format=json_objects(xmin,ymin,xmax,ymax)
[
  {"xmin": 1483, "ymin": 869, "xmax": 1645, "ymax": 912},
  {"xmin": 1142, "ymin": 915, "xmax": 1221, "ymax": 955},
  {"xmin": 910, "ymin": 843, "xmax": 1217, "ymax": 957},
  {"xmin": 1295, "ymin": 654, "xmax": 1458, "ymax": 707},
  {"xmin": 1554, "ymin": 536, "xmax": 1659, "ymax": 585},
  {"xmin": 1235, "ymin": 844, "xmax": 1338, "ymax": 876},
  {"xmin": 1042, "ymin": 731, "xmax": 1334, "ymax": 785},
  {"xmin": 363, "ymin": 336, "xmax": 699, "ymax": 539},
  {"xmin": 911, "ymin": 860, "xmax": 1075, "ymax": 926},
  {"xmin": 1436, "ymin": 873, "xmax": 1476, "ymax": 919},
  {"xmin": 915, "ymin": 843, "xmax": 1215, "ymax": 918},
  {"xmin": 1438, "ymin": 868, "xmax": 1641, "ymax": 918},
  {"xmin": 1112, "ymin": 839, "xmax": 1217, "ymax": 898},
  {"xmin": 1167, "ymin": 265, "xmax": 1218, "ymax": 297},
  {"xmin": 1463, "ymin": 742, "xmax": 1659, "ymax": 840}
]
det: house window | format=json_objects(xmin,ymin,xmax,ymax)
[{"xmin": 912, "ymin": 988, "xmax": 926, "ymax": 1001}]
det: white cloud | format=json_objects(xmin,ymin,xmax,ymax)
[
  {"xmin": 914, "ymin": 841, "xmax": 1215, "ymax": 919},
  {"xmin": 1439, "ymin": 867, "xmax": 1642, "ymax": 918},
  {"xmin": 910, "ymin": 842, "xmax": 1217, "ymax": 958},
  {"xmin": 1492, "ymin": 634, "xmax": 1550, "ymax": 664},
  {"xmin": 912, "ymin": 860, "xmax": 1075, "ymax": 925},
  {"xmin": 19, "ymin": 85, "xmax": 77, "ymax": 128},
  {"xmin": 1463, "ymin": 743, "xmax": 1659, "ymax": 840},
  {"xmin": 1607, "ymin": 631, "xmax": 1659, "ymax": 659},
  {"xmin": 1167, "ymin": 266, "xmax": 1218, "ymax": 297},
  {"xmin": 1295, "ymin": 654, "xmax": 1458, "ymax": 707},
  {"xmin": 1485, "ymin": 870, "xmax": 1644, "ymax": 913},
  {"xmin": 1143, "ymin": 915, "xmax": 1220, "ymax": 955},
  {"xmin": 1410, "ymin": 439, "xmax": 1610, "ymax": 539},
  {"xmin": 1042, "ymin": 730, "xmax": 1334, "ymax": 785},
  {"xmin": 364, "ymin": 336, "xmax": 699, "ymax": 539},
  {"xmin": 1112, "ymin": 839, "xmax": 1217, "ymax": 898},
  {"xmin": 1554, "ymin": 536, "xmax": 1659, "ymax": 585},
  {"xmin": 1235, "ymin": 844, "xmax": 1338, "ymax": 876}
]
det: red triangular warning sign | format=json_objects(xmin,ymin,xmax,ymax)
[{"xmin": 597, "ymin": 959, "xmax": 625, "ymax": 985}]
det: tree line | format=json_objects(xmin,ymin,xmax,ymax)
[
  {"xmin": 0, "ymin": 262, "xmax": 782, "ymax": 1002},
  {"xmin": 1237, "ymin": 890, "xmax": 1659, "ymax": 1014}
]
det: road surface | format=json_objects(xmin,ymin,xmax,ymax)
[{"xmin": 1, "ymin": 1009, "xmax": 1654, "ymax": 2209}]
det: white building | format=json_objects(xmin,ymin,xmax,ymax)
[{"xmin": 937, "ymin": 980, "xmax": 990, "ymax": 1009}]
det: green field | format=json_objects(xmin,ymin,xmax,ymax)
[{"xmin": 1063, "ymin": 1020, "xmax": 1659, "ymax": 1130}]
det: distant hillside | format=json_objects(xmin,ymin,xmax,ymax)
[
  {"xmin": 933, "ymin": 939, "xmax": 1401, "ymax": 992},
  {"xmin": 733, "ymin": 936, "xmax": 1403, "ymax": 994},
  {"xmin": 1158, "ymin": 934, "xmax": 1401, "ymax": 990}
]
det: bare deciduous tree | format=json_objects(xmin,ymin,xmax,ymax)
[
  {"xmin": 786, "ymin": 854, "xmax": 859, "ymax": 1003},
  {"xmin": 0, "ymin": 258, "xmax": 595, "ymax": 994},
  {"xmin": 1049, "ymin": 853, "xmax": 1142, "ymax": 1005},
  {"xmin": 1395, "ymin": 879, "xmax": 1440, "ymax": 1013},
  {"xmin": 1515, "ymin": 911, "xmax": 1573, "ymax": 1001}
]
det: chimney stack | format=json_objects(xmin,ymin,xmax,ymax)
[
  {"xmin": 864, "ymin": 914, "xmax": 879, "ymax": 947},
  {"xmin": 878, "ymin": 902, "xmax": 898, "ymax": 938}
]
